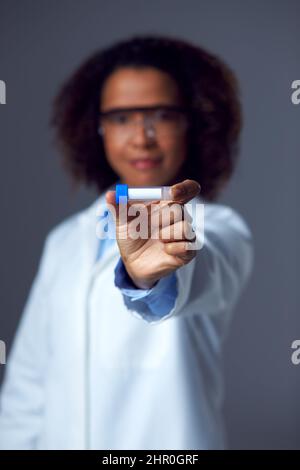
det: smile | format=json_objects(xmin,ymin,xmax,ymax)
[{"xmin": 129, "ymin": 158, "xmax": 162, "ymax": 170}]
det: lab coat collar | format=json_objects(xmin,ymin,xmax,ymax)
[
  {"xmin": 75, "ymin": 182, "xmax": 117, "ymax": 271},
  {"xmin": 78, "ymin": 181, "xmax": 117, "ymax": 225}
]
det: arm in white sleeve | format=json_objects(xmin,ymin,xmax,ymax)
[{"xmin": 0, "ymin": 235, "xmax": 52, "ymax": 449}]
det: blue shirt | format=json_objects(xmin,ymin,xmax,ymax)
[{"xmin": 96, "ymin": 209, "xmax": 178, "ymax": 319}]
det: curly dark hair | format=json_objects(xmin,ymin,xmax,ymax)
[{"xmin": 50, "ymin": 34, "xmax": 242, "ymax": 201}]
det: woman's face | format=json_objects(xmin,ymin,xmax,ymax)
[{"xmin": 99, "ymin": 67, "xmax": 188, "ymax": 187}]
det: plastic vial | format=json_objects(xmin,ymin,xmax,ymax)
[{"xmin": 116, "ymin": 184, "xmax": 173, "ymax": 203}]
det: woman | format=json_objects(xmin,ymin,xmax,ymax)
[{"xmin": 0, "ymin": 35, "xmax": 253, "ymax": 449}]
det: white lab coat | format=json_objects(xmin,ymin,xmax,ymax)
[{"xmin": 0, "ymin": 190, "xmax": 253, "ymax": 450}]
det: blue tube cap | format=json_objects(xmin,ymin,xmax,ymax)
[{"xmin": 116, "ymin": 184, "xmax": 128, "ymax": 203}]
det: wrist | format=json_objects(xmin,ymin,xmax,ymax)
[
  {"xmin": 125, "ymin": 266, "xmax": 159, "ymax": 290},
  {"xmin": 130, "ymin": 275, "xmax": 158, "ymax": 290}
]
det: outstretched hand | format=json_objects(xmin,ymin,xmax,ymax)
[{"xmin": 105, "ymin": 179, "xmax": 201, "ymax": 289}]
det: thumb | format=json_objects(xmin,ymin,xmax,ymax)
[{"xmin": 105, "ymin": 190, "xmax": 116, "ymax": 207}]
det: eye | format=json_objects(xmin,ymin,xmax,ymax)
[
  {"xmin": 108, "ymin": 113, "xmax": 130, "ymax": 124},
  {"xmin": 156, "ymin": 109, "xmax": 180, "ymax": 121}
]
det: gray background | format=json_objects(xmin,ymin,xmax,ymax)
[{"xmin": 0, "ymin": 0, "xmax": 299, "ymax": 449}]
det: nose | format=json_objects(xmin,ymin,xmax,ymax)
[{"xmin": 129, "ymin": 118, "xmax": 157, "ymax": 147}]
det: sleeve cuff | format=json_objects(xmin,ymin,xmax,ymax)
[
  {"xmin": 114, "ymin": 257, "xmax": 178, "ymax": 319},
  {"xmin": 114, "ymin": 257, "xmax": 158, "ymax": 299}
]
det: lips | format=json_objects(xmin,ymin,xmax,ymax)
[{"xmin": 129, "ymin": 157, "xmax": 162, "ymax": 170}]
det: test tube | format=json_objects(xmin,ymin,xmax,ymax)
[{"xmin": 116, "ymin": 184, "xmax": 173, "ymax": 203}]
